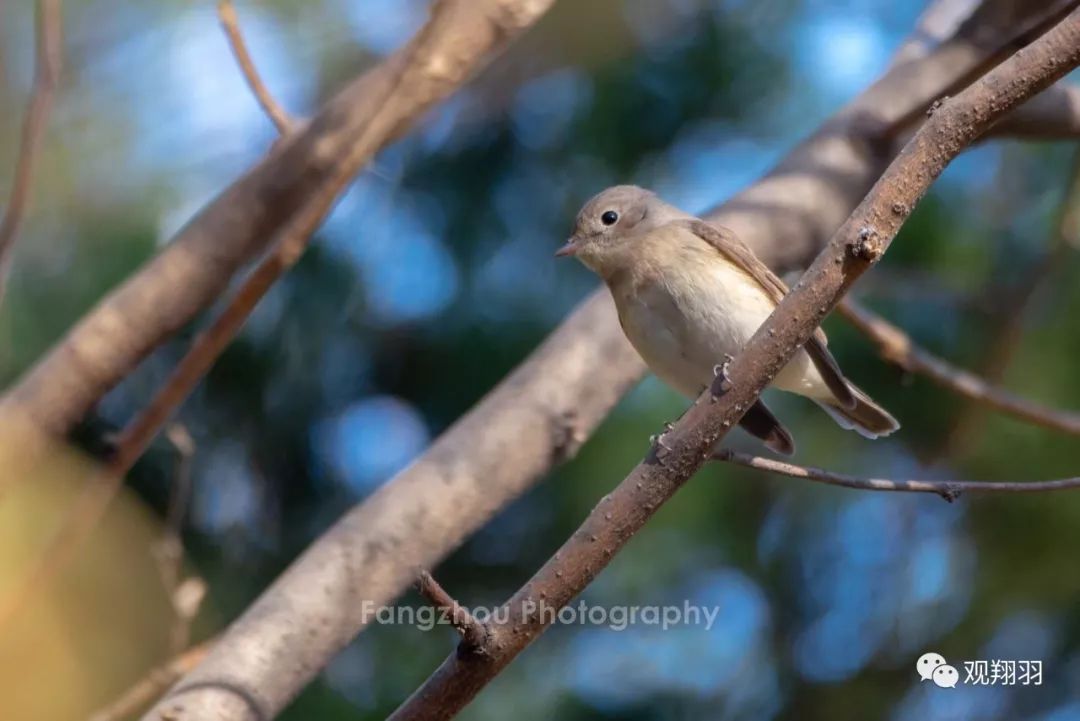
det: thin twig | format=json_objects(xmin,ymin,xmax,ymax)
[
  {"xmin": 416, "ymin": 571, "xmax": 487, "ymax": 650},
  {"xmin": 86, "ymin": 639, "xmax": 214, "ymax": 721},
  {"xmin": 0, "ymin": 0, "xmax": 62, "ymax": 305},
  {"xmin": 216, "ymin": 0, "xmax": 295, "ymax": 135},
  {"xmin": 152, "ymin": 423, "xmax": 196, "ymax": 594},
  {"xmin": 90, "ymin": 425, "xmax": 206, "ymax": 713},
  {"xmin": 387, "ymin": 11, "xmax": 1080, "ymax": 720},
  {"xmin": 166, "ymin": 576, "xmax": 207, "ymax": 656},
  {"xmin": 153, "ymin": 424, "xmax": 206, "ymax": 655},
  {"xmin": 714, "ymin": 449, "xmax": 1080, "ymax": 502},
  {"xmin": 839, "ymin": 298, "xmax": 1080, "ymax": 435}
]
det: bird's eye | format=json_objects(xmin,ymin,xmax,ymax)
[{"xmin": 601, "ymin": 210, "xmax": 619, "ymax": 226}]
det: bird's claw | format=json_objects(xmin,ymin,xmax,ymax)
[
  {"xmin": 649, "ymin": 432, "xmax": 672, "ymax": 453},
  {"xmin": 711, "ymin": 354, "xmax": 735, "ymax": 398},
  {"xmin": 649, "ymin": 422, "xmax": 676, "ymax": 464}
]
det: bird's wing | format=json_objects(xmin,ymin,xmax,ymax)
[{"xmin": 676, "ymin": 218, "xmax": 856, "ymax": 409}]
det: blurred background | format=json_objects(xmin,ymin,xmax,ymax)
[{"xmin": 1, "ymin": 0, "xmax": 1079, "ymax": 719}]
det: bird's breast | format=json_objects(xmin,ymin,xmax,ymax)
[{"xmin": 612, "ymin": 258, "xmax": 776, "ymax": 398}]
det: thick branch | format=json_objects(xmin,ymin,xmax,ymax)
[
  {"xmin": 141, "ymin": 4, "xmax": 1080, "ymax": 720},
  {"xmin": 0, "ymin": 0, "xmax": 496, "ymax": 633},
  {"xmin": 889, "ymin": 0, "xmax": 975, "ymax": 66},
  {"xmin": 839, "ymin": 299, "xmax": 1080, "ymax": 435},
  {"xmin": 0, "ymin": 0, "xmax": 62, "ymax": 305},
  {"xmin": 116, "ymin": 0, "xmax": 567, "ymax": 711},
  {"xmin": 140, "ymin": 293, "xmax": 635, "ymax": 721},
  {"xmin": 389, "ymin": 11, "xmax": 1080, "ymax": 719},
  {"xmin": 4, "ymin": 0, "xmax": 1073, "ymax": 437},
  {"xmin": 715, "ymin": 449, "xmax": 1080, "ymax": 501},
  {"xmin": 0, "ymin": 0, "xmax": 555, "ymax": 436}
]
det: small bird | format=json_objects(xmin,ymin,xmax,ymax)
[{"xmin": 556, "ymin": 185, "xmax": 898, "ymax": 455}]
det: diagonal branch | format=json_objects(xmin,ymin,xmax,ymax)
[
  {"xmin": 217, "ymin": 0, "xmax": 296, "ymax": 135},
  {"xmin": 715, "ymin": 449, "xmax": 1080, "ymax": 502},
  {"xmin": 388, "ymin": 10, "xmax": 1080, "ymax": 720},
  {"xmin": 2, "ymin": 0, "xmax": 1075, "ymax": 439},
  {"xmin": 0, "ymin": 0, "xmax": 556, "ymax": 436},
  {"xmin": 0, "ymin": 0, "xmax": 62, "ymax": 306},
  {"xmin": 0, "ymin": 0, "xmax": 558, "ymax": 658},
  {"xmin": 0, "ymin": 0, "xmax": 419, "ymax": 636},
  {"xmin": 703, "ymin": 0, "xmax": 1080, "ymax": 273},
  {"xmin": 129, "ymin": 2, "xmax": 558, "ymax": 720},
  {"xmin": 416, "ymin": 571, "xmax": 488, "ymax": 650},
  {"xmin": 142, "ymin": 4, "xmax": 1080, "ymax": 720},
  {"xmin": 838, "ymin": 298, "xmax": 1080, "ymax": 435}
]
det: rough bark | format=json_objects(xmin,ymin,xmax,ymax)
[
  {"xmin": 0, "ymin": 0, "xmax": 556, "ymax": 436},
  {"xmin": 715, "ymin": 449, "xmax": 1080, "ymax": 500},
  {"xmin": 141, "ymin": 297, "xmax": 634, "ymax": 719},
  {"xmin": 139, "ymin": 3, "xmax": 1080, "ymax": 719},
  {"xmin": 388, "ymin": 10, "xmax": 1080, "ymax": 719},
  {"xmin": 839, "ymin": 299, "xmax": 1080, "ymax": 435}
]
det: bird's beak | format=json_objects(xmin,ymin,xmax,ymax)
[{"xmin": 554, "ymin": 238, "xmax": 579, "ymax": 258}]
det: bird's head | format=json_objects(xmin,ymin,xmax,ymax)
[{"xmin": 556, "ymin": 185, "xmax": 679, "ymax": 274}]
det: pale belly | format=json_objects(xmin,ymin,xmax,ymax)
[{"xmin": 615, "ymin": 263, "xmax": 829, "ymax": 401}]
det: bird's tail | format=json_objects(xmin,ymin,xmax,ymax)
[{"xmin": 815, "ymin": 383, "xmax": 899, "ymax": 439}]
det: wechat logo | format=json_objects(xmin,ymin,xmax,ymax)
[{"xmin": 917, "ymin": 652, "xmax": 958, "ymax": 689}]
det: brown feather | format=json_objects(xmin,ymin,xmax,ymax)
[
  {"xmin": 675, "ymin": 219, "xmax": 857, "ymax": 409},
  {"xmin": 733, "ymin": 399, "xmax": 795, "ymax": 455}
]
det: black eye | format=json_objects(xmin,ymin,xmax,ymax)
[{"xmin": 601, "ymin": 210, "xmax": 619, "ymax": 226}]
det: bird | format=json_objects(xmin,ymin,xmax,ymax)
[{"xmin": 555, "ymin": 185, "xmax": 898, "ymax": 455}]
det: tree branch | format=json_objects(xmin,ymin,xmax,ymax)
[
  {"xmin": 990, "ymin": 81, "xmax": 1080, "ymax": 137},
  {"xmin": 0, "ymin": 0, "xmax": 556, "ymax": 436},
  {"xmin": 715, "ymin": 449, "xmax": 1080, "ymax": 501},
  {"xmin": 889, "ymin": 0, "xmax": 975, "ymax": 66},
  {"xmin": 126, "ymin": 3, "xmax": 559, "ymax": 719},
  {"xmin": 388, "ymin": 11, "xmax": 1080, "ymax": 719},
  {"xmin": 153, "ymin": 423, "xmax": 196, "ymax": 594},
  {"xmin": 217, "ymin": 0, "xmax": 296, "ymax": 135},
  {"xmin": 0, "ymin": 11, "xmax": 310, "ymax": 624},
  {"xmin": 139, "ymin": 293, "xmax": 636, "ymax": 721},
  {"xmin": 0, "ymin": 0, "xmax": 62, "ymax": 306},
  {"xmin": 141, "ymin": 4, "xmax": 1080, "ymax": 719},
  {"xmin": 0, "ymin": 0, "xmax": 558, "ymax": 668},
  {"xmin": 416, "ymin": 571, "xmax": 488, "ymax": 650},
  {"xmin": 3, "ymin": 0, "xmax": 1072, "ymax": 438},
  {"xmin": 838, "ymin": 299, "xmax": 1080, "ymax": 435},
  {"xmin": 703, "ymin": 0, "xmax": 1080, "ymax": 273}
]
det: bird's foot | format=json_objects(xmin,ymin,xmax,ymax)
[
  {"xmin": 648, "ymin": 422, "xmax": 676, "ymax": 464},
  {"xmin": 710, "ymin": 354, "xmax": 735, "ymax": 399}
]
